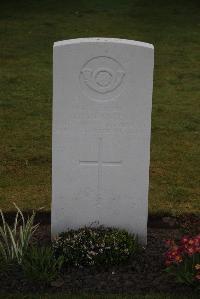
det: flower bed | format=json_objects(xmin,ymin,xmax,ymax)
[
  {"xmin": 0, "ymin": 207, "xmax": 199, "ymax": 294},
  {"xmin": 0, "ymin": 225, "xmax": 196, "ymax": 294}
]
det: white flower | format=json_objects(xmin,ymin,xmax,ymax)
[
  {"xmin": 86, "ymin": 254, "xmax": 92, "ymax": 259},
  {"xmin": 88, "ymin": 251, "xmax": 97, "ymax": 256}
]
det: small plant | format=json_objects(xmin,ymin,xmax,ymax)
[
  {"xmin": 53, "ymin": 226, "xmax": 140, "ymax": 268},
  {"xmin": 0, "ymin": 204, "xmax": 39, "ymax": 265},
  {"xmin": 22, "ymin": 246, "xmax": 64, "ymax": 286},
  {"xmin": 164, "ymin": 234, "xmax": 200, "ymax": 289}
]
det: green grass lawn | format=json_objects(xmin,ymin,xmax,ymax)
[
  {"xmin": 0, "ymin": 294, "xmax": 200, "ymax": 299},
  {"xmin": 0, "ymin": 0, "xmax": 199, "ymax": 215}
]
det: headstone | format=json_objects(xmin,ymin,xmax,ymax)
[{"xmin": 52, "ymin": 38, "xmax": 154, "ymax": 244}]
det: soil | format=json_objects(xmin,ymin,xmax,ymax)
[{"xmin": 0, "ymin": 225, "xmax": 196, "ymax": 295}]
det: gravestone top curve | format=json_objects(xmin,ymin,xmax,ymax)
[{"xmin": 54, "ymin": 37, "xmax": 154, "ymax": 49}]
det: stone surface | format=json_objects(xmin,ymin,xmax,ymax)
[{"xmin": 52, "ymin": 38, "xmax": 154, "ymax": 243}]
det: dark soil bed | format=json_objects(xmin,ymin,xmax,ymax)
[{"xmin": 0, "ymin": 225, "xmax": 196, "ymax": 294}]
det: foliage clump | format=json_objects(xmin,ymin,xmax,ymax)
[
  {"xmin": 0, "ymin": 204, "xmax": 38, "ymax": 265},
  {"xmin": 53, "ymin": 226, "xmax": 140, "ymax": 268},
  {"xmin": 22, "ymin": 246, "xmax": 63, "ymax": 286}
]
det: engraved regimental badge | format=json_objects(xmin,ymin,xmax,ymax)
[{"xmin": 80, "ymin": 56, "xmax": 125, "ymax": 101}]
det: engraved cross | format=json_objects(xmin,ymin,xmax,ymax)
[{"xmin": 79, "ymin": 137, "xmax": 122, "ymax": 200}]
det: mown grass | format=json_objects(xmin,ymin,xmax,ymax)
[
  {"xmin": 0, "ymin": 0, "xmax": 200, "ymax": 215},
  {"xmin": 0, "ymin": 294, "xmax": 200, "ymax": 299}
]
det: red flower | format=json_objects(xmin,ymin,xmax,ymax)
[
  {"xmin": 181, "ymin": 236, "xmax": 189, "ymax": 244},
  {"xmin": 187, "ymin": 247, "xmax": 195, "ymax": 255}
]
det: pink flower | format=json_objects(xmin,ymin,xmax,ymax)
[
  {"xmin": 181, "ymin": 236, "xmax": 189, "ymax": 244},
  {"xmin": 186, "ymin": 247, "xmax": 195, "ymax": 255},
  {"xmin": 188, "ymin": 239, "xmax": 194, "ymax": 245}
]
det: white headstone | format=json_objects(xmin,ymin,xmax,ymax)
[{"xmin": 52, "ymin": 38, "xmax": 154, "ymax": 244}]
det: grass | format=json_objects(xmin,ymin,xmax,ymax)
[
  {"xmin": 0, "ymin": 294, "xmax": 200, "ymax": 299},
  {"xmin": 0, "ymin": 0, "xmax": 199, "ymax": 215}
]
